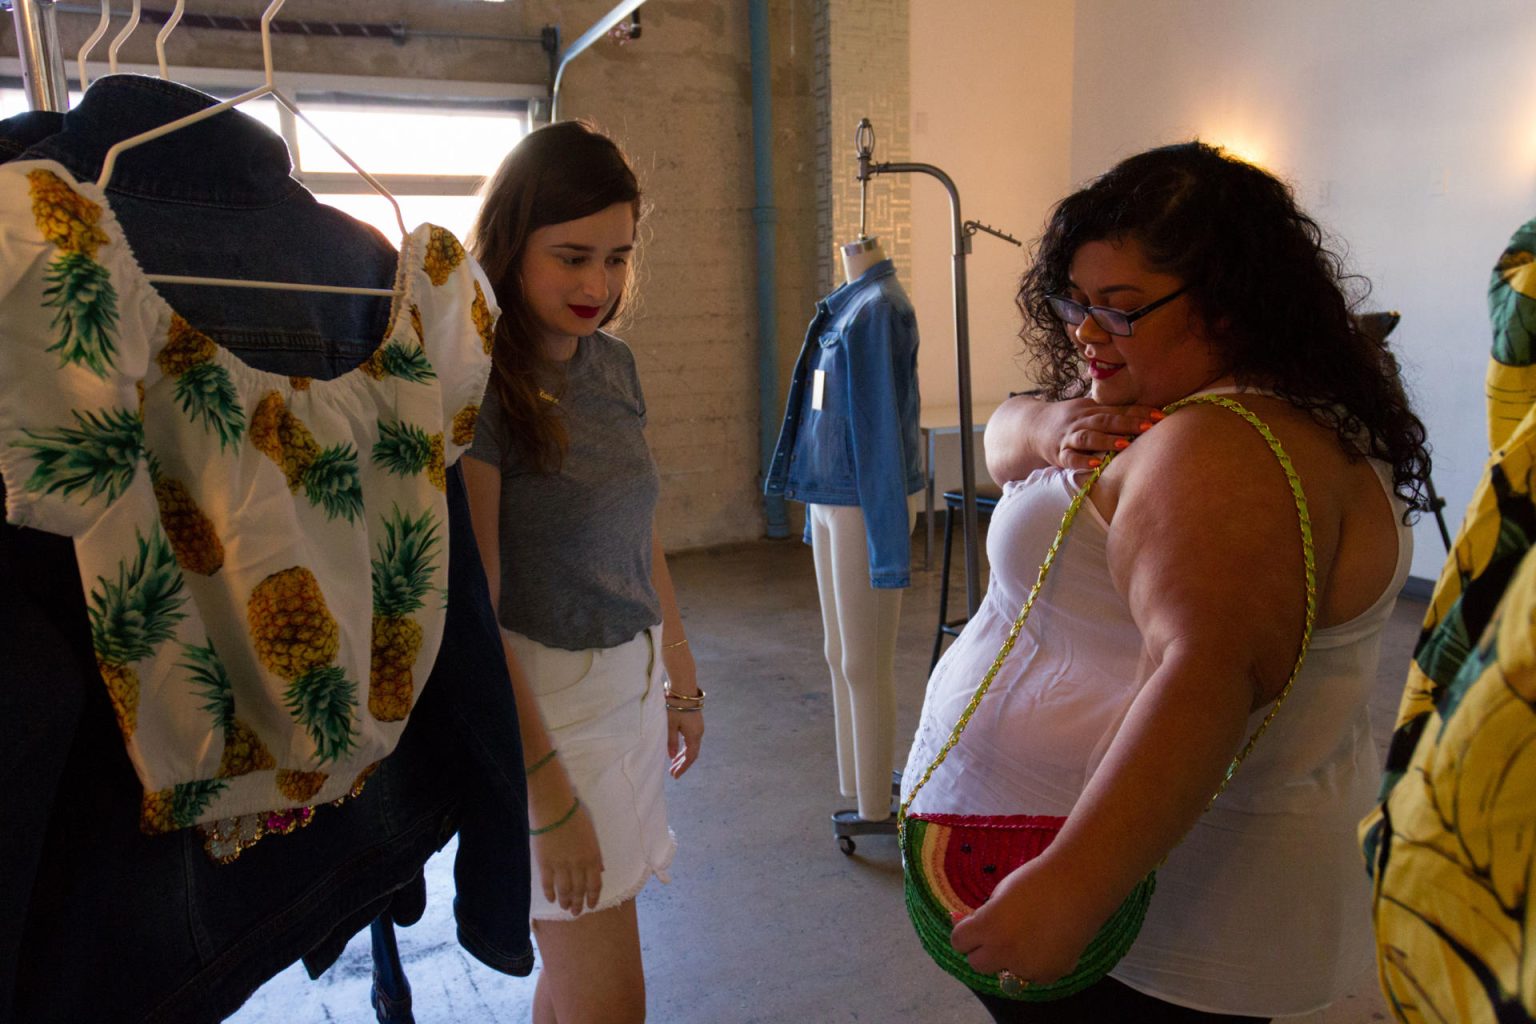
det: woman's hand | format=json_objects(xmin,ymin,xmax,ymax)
[
  {"xmin": 949, "ymin": 858, "xmax": 1110, "ymax": 988},
  {"xmin": 985, "ymin": 395, "xmax": 1165, "ymax": 481},
  {"xmin": 663, "ymin": 641, "xmax": 704, "ymax": 779},
  {"xmin": 530, "ymin": 775, "xmax": 604, "ymax": 915},
  {"xmin": 1039, "ymin": 398, "xmax": 1165, "ymax": 471}
]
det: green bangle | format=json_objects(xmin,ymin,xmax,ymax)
[
  {"xmin": 530, "ymin": 796, "xmax": 581, "ymax": 836},
  {"xmin": 525, "ymin": 748, "xmax": 558, "ymax": 777}
]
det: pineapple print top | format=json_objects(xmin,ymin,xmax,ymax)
[
  {"xmin": 1359, "ymin": 215, "xmax": 1536, "ymax": 1023},
  {"xmin": 0, "ymin": 160, "xmax": 498, "ymax": 832}
]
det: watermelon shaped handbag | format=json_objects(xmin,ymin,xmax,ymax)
[{"xmin": 898, "ymin": 395, "xmax": 1318, "ymax": 1001}]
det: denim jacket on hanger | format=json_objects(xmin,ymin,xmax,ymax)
[
  {"xmin": 0, "ymin": 76, "xmax": 532, "ymax": 1024},
  {"xmin": 765, "ymin": 259, "xmax": 923, "ymax": 588}
]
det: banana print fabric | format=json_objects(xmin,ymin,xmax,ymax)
[
  {"xmin": 0, "ymin": 160, "xmax": 495, "ymax": 832},
  {"xmin": 1360, "ymin": 214, "xmax": 1536, "ymax": 1023}
]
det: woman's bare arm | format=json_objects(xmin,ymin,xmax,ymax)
[{"xmin": 462, "ymin": 454, "xmax": 606, "ymax": 915}]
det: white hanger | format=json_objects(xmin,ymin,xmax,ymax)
[
  {"xmin": 156, "ymin": 0, "xmax": 186, "ymax": 79},
  {"xmin": 77, "ymin": 0, "xmax": 113, "ymax": 92},
  {"xmin": 98, "ymin": 0, "xmax": 408, "ymax": 298},
  {"xmin": 107, "ymin": 0, "xmax": 141, "ymax": 75}
]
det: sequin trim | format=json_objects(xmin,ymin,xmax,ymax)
[{"xmin": 196, "ymin": 762, "xmax": 378, "ymax": 864}]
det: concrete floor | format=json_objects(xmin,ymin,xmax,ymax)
[{"xmin": 230, "ymin": 534, "xmax": 1419, "ymax": 1023}]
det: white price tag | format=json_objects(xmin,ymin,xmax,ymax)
[{"xmin": 812, "ymin": 369, "xmax": 826, "ymax": 411}]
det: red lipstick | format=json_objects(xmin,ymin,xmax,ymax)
[{"xmin": 569, "ymin": 305, "xmax": 601, "ymax": 319}]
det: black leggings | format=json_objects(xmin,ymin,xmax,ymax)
[{"xmin": 973, "ymin": 977, "xmax": 1272, "ymax": 1024}]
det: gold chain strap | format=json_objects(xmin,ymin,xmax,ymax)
[{"xmin": 898, "ymin": 395, "xmax": 1319, "ymax": 842}]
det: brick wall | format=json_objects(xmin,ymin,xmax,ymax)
[{"xmin": 815, "ymin": 0, "xmax": 912, "ymax": 295}]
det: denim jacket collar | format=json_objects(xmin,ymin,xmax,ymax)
[
  {"xmin": 0, "ymin": 109, "xmax": 64, "ymax": 163},
  {"xmin": 821, "ymin": 258, "xmax": 898, "ymax": 318},
  {"xmin": 24, "ymin": 74, "xmax": 298, "ymax": 207}
]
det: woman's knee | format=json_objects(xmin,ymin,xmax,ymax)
[{"xmin": 532, "ymin": 903, "xmax": 646, "ymax": 1023}]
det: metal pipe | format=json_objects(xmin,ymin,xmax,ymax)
[
  {"xmin": 860, "ymin": 151, "xmax": 982, "ymax": 616},
  {"xmin": 550, "ymin": 0, "xmax": 649, "ymax": 122},
  {"xmin": 749, "ymin": 0, "xmax": 788, "ymax": 538},
  {"xmin": 51, "ymin": 4, "xmax": 549, "ymax": 45},
  {"xmin": 9, "ymin": 0, "xmax": 68, "ymax": 111}
]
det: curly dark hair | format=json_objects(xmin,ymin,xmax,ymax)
[
  {"xmin": 1017, "ymin": 141, "xmax": 1431, "ymax": 512},
  {"xmin": 468, "ymin": 120, "xmax": 641, "ymax": 473}
]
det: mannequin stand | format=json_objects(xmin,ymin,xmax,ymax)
[{"xmin": 833, "ymin": 770, "xmax": 903, "ymax": 855}]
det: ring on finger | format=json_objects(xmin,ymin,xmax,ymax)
[{"xmin": 997, "ymin": 969, "xmax": 1031, "ymax": 996}]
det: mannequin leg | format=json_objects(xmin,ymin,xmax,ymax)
[
  {"xmin": 809, "ymin": 504, "xmax": 858, "ymax": 799},
  {"xmin": 809, "ymin": 501, "xmax": 916, "ymax": 821}
]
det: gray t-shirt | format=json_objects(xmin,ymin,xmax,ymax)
[{"xmin": 469, "ymin": 332, "xmax": 661, "ymax": 650}]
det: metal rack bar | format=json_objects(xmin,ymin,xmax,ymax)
[
  {"xmin": 550, "ymin": 0, "xmax": 649, "ymax": 122},
  {"xmin": 7, "ymin": 0, "xmax": 68, "ymax": 111},
  {"xmin": 855, "ymin": 117, "xmax": 984, "ymax": 616}
]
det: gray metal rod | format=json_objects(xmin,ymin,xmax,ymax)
[
  {"xmin": 865, "ymin": 159, "xmax": 982, "ymax": 617},
  {"xmin": 550, "ymin": 0, "xmax": 648, "ymax": 122},
  {"xmin": 50, "ymin": 3, "xmax": 548, "ymax": 43},
  {"xmin": 9, "ymin": 0, "xmax": 68, "ymax": 111}
]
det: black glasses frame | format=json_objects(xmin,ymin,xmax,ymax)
[{"xmin": 1046, "ymin": 286, "xmax": 1189, "ymax": 337}]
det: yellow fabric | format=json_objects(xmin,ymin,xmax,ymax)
[{"xmin": 1360, "ymin": 215, "xmax": 1536, "ymax": 1022}]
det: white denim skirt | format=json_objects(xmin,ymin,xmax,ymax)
[{"xmin": 505, "ymin": 624, "xmax": 676, "ymax": 919}]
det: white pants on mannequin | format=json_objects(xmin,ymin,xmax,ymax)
[{"xmin": 808, "ymin": 495, "xmax": 920, "ymax": 821}]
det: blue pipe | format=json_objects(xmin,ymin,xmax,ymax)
[{"xmin": 749, "ymin": 0, "xmax": 789, "ymax": 538}]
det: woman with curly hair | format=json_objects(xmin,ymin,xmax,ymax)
[{"xmin": 901, "ymin": 141, "xmax": 1430, "ymax": 1022}]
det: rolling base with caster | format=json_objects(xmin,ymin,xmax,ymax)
[
  {"xmin": 832, "ymin": 771, "xmax": 904, "ymax": 855},
  {"xmin": 832, "ymin": 809, "xmax": 897, "ymax": 855}
]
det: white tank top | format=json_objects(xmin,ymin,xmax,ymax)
[{"xmin": 902, "ymin": 420, "xmax": 1412, "ymax": 1017}]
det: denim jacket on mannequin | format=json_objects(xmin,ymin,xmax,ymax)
[
  {"xmin": 765, "ymin": 259, "xmax": 923, "ymax": 588},
  {"xmin": 0, "ymin": 76, "xmax": 532, "ymax": 1024}
]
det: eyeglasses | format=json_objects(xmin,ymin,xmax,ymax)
[{"xmin": 1045, "ymin": 286, "xmax": 1188, "ymax": 337}]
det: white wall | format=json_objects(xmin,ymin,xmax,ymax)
[
  {"xmin": 909, "ymin": 0, "xmax": 1076, "ymax": 495},
  {"xmin": 1069, "ymin": 0, "xmax": 1536, "ymax": 579}
]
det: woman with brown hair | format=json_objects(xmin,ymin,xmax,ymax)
[{"xmin": 463, "ymin": 120, "xmax": 704, "ymax": 1023}]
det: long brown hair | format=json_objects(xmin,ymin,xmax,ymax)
[{"xmin": 468, "ymin": 120, "xmax": 642, "ymax": 473}]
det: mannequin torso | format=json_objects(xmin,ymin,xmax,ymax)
[{"xmin": 841, "ymin": 236, "xmax": 886, "ymax": 284}]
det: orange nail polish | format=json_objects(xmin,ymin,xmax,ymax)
[
  {"xmin": 1150, "ymin": 410, "xmax": 1167, "ymax": 421},
  {"xmin": 1138, "ymin": 421, "xmax": 1154, "ymax": 432},
  {"xmin": 1113, "ymin": 438, "xmax": 1130, "ymax": 450},
  {"xmin": 951, "ymin": 910, "xmax": 968, "ymax": 924},
  {"xmin": 1088, "ymin": 457, "xmax": 1102, "ymax": 468}
]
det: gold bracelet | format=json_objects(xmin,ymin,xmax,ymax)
[
  {"xmin": 663, "ymin": 637, "xmax": 689, "ymax": 649},
  {"xmin": 665, "ymin": 703, "xmax": 703, "ymax": 713},
  {"xmin": 664, "ymin": 683, "xmax": 705, "ymax": 704}
]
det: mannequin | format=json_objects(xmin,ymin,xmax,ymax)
[
  {"xmin": 765, "ymin": 234, "xmax": 923, "ymax": 827},
  {"xmin": 840, "ymin": 234, "xmax": 885, "ymax": 284},
  {"xmin": 822, "ymin": 234, "xmax": 910, "ymax": 823}
]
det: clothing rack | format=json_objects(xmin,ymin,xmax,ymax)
[
  {"xmin": 8, "ymin": 0, "xmax": 69, "ymax": 111},
  {"xmin": 855, "ymin": 118, "xmax": 1019, "ymax": 618},
  {"xmin": 549, "ymin": 0, "xmax": 650, "ymax": 122}
]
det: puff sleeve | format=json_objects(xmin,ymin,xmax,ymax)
[{"xmin": 0, "ymin": 161, "xmax": 153, "ymax": 538}]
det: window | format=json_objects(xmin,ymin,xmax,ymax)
[{"xmin": 1, "ymin": 61, "xmax": 539, "ymax": 242}]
